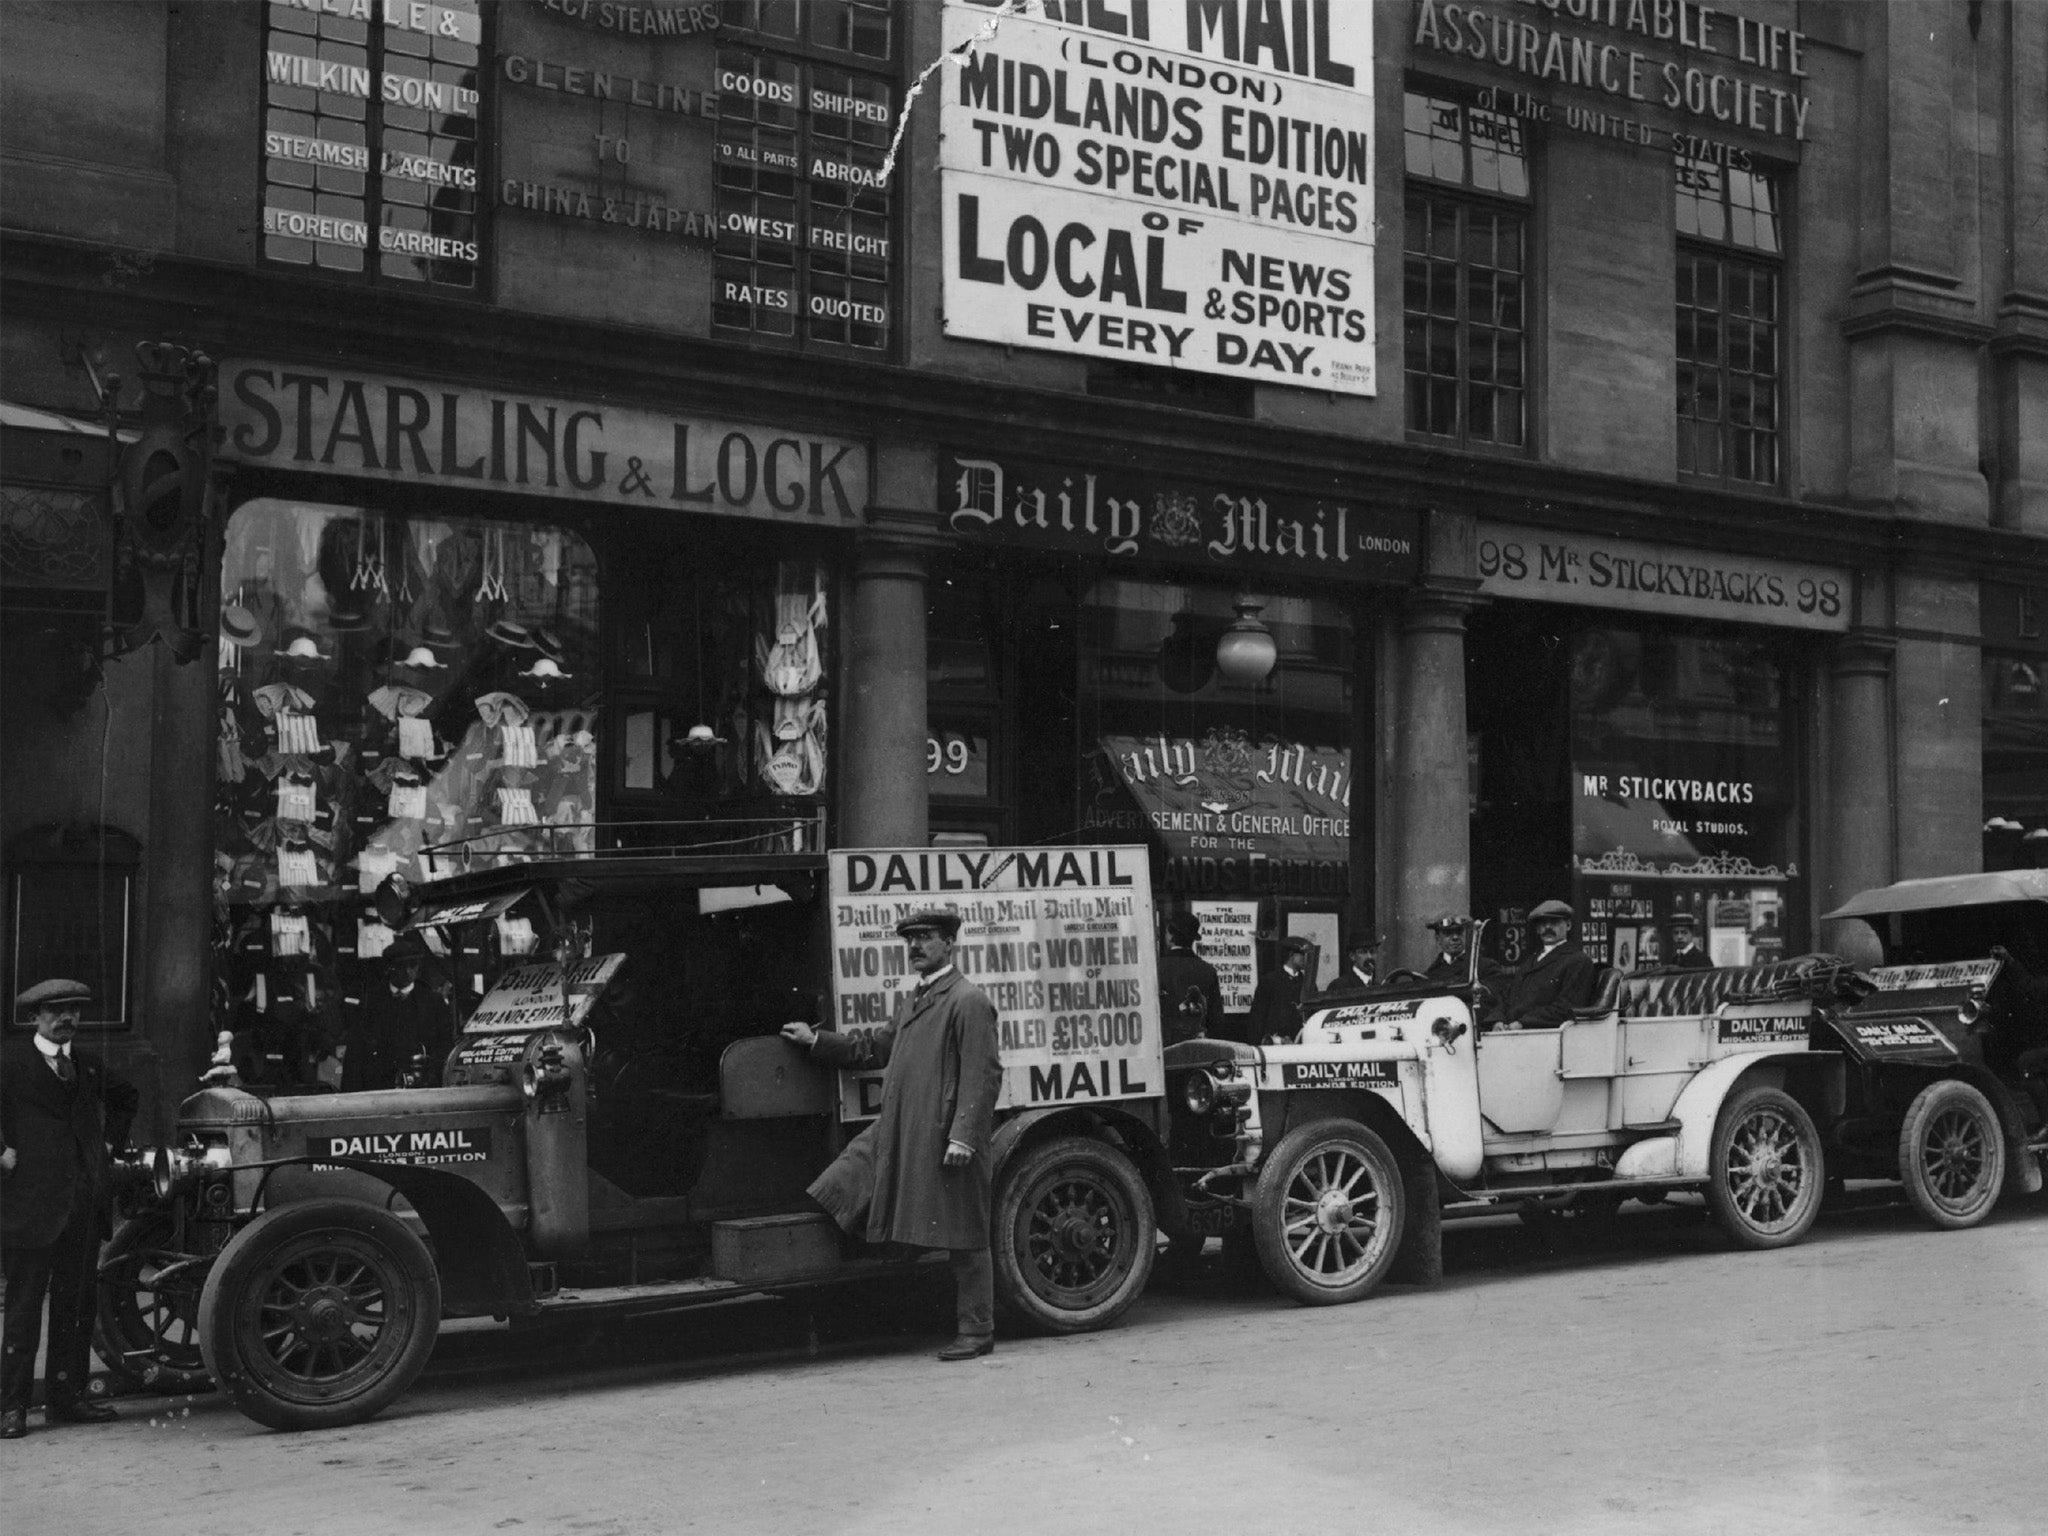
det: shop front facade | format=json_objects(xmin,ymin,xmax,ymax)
[{"xmin": 4, "ymin": 1, "xmax": 2046, "ymax": 1125}]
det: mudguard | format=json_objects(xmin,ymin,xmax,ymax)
[
  {"xmin": 306, "ymin": 1158, "xmax": 536, "ymax": 1318},
  {"xmin": 1613, "ymin": 1050, "xmax": 1838, "ymax": 1181}
]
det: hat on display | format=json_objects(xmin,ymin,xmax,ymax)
[
  {"xmin": 395, "ymin": 645, "xmax": 446, "ymax": 671},
  {"xmin": 1528, "ymin": 900, "xmax": 1576, "ymax": 922},
  {"xmin": 1426, "ymin": 913, "xmax": 1474, "ymax": 933},
  {"xmin": 894, "ymin": 908, "xmax": 962, "ymax": 939},
  {"xmin": 221, "ymin": 605, "xmax": 263, "ymax": 647},
  {"xmin": 326, "ymin": 599, "xmax": 370, "ymax": 633},
  {"xmin": 420, "ymin": 612, "xmax": 458, "ymax": 650},
  {"xmin": 519, "ymin": 657, "xmax": 572, "ymax": 681},
  {"xmin": 15, "ymin": 977, "xmax": 92, "ymax": 1014},
  {"xmin": 532, "ymin": 627, "xmax": 566, "ymax": 663},
  {"xmin": 486, "ymin": 620, "xmax": 535, "ymax": 649},
  {"xmin": 1166, "ymin": 910, "xmax": 1202, "ymax": 946},
  {"xmin": 278, "ymin": 628, "xmax": 329, "ymax": 662}
]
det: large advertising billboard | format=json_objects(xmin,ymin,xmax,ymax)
[
  {"xmin": 939, "ymin": 0, "xmax": 1375, "ymax": 393},
  {"xmin": 826, "ymin": 845, "xmax": 1162, "ymax": 1118}
]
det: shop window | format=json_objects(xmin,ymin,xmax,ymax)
[
  {"xmin": 5, "ymin": 825, "xmax": 140, "ymax": 1029},
  {"xmin": 1403, "ymin": 91, "xmax": 1529, "ymax": 449},
  {"xmin": 210, "ymin": 499, "xmax": 597, "ymax": 1082},
  {"xmin": 714, "ymin": 2, "xmax": 895, "ymax": 354},
  {"xmin": 610, "ymin": 546, "xmax": 832, "ymax": 810},
  {"xmin": 261, "ymin": 0, "xmax": 485, "ymax": 291},
  {"xmin": 1569, "ymin": 628, "xmax": 1803, "ymax": 968},
  {"xmin": 1983, "ymin": 651, "xmax": 2048, "ymax": 871},
  {"xmin": 1676, "ymin": 154, "xmax": 1784, "ymax": 486}
]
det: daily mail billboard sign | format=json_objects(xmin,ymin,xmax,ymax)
[{"xmin": 939, "ymin": 0, "xmax": 1376, "ymax": 394}]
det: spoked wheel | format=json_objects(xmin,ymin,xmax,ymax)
[
  {"xmin": 198, "ymin": 1200, "xmax": 439, "ymax": 1430},
  {"xmin": 1251, "ymin": 1120, "xmax": 1405, "ymax": 1306},
  {"xmin": 95, "ymin": 1213, "xmax": 215, "ymax": 1393},
  {"xmin": 992, "ymin": 1135, "xmax": 1155, "ymax": 1334},
  {"xmin": 1707, "ymin": 1085, "xmax": 1824, "ymax": 1250},
  {"xmin": 1898, "ymin": 1079, "xmax": 2005, "ymax": 1230}
]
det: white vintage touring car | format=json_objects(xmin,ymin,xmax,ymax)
[{"xmin": 1161, "ymin": 938, "xmax": 1852, "ymax": 1304}]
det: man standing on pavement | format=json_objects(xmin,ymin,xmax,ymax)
[
  {"xmin": 783, "ymin": 909, "xmax": 1002, "ymax": 1361},
  {"xmin": 1246, "ymin": 934, "xmax": 1313, "ymax": 1042},
  {"xmin": 1156, "ymin": 910, "xmax": 1224, "ymax": 1045},
  {"xmin": 1, "ymin": 979, "xmax": 137, "ymax": 1439},
  {"xmin": 1666, "ymin": 911, "xmax": 1712, "ymax": 970},
  {"xmin": 1495, "ymin": 901, "xmax": 1600, "ymax": 1030}
]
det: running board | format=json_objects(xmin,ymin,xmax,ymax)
[
  {"xmin": 532, "ymin": 1252, "xmax": 948, "ymax": 1318},
  {"xmin": 1440, "ymin": 1175, "xmax": 1702, "ymax": 1216}
]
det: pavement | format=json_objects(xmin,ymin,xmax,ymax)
[{"xmin": 6, "ymin": 1191, "xmax": 2045, "ymax": 1536}]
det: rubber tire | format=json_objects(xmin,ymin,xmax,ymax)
[
  {"xmin": 95, "ymin": 1213, "xmax": 215, "ymax": 1394},
  {"xmin": 1898, "ymin": 1078, "xmax": 2006, "ymax": 1230},
  {"xmin": 991, "ymin": 1135, "xmax": 1155, "ymax": 1335},
  {"xmin": 198, "ymin": 1199, "xmax": 440, "ymax": 1431},
  {"xmin": 1251, "ymin": 1119, "xmax": 1405, "ymax": 1306},
  {"xmin": 1707, "ymin": 1085, "xmax": 1825, "ymax": 1250}
]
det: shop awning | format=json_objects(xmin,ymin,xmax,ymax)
[{"xmin": 1099, "ymin": 732, "xmax": 1350, "ymax": 863}]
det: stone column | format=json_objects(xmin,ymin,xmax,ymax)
[
  {"xmin": 1821, "ymin": 631, "xmax": 1895, "ymax": 964},
  {"xmin": 838, "ymin": 526, "xmax": 930, "ymax": 850},
  {"xmin": 1392, "ymin": 578, "xmax": 1482, "ymax": 972}
]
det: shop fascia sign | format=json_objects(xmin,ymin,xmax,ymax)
[
  {"xmin": 1412, "ymin": 0, "xmax": 1813, "ymax": 152},
  {"xmin": 218, "ymin": 361, "xmax": 868, "ymax": 524},
  {"xmin": 943, "ymin": 451, "xmax": 1420, "ymax": 584},
  {"xmin": 1477, "ymin": 521, "xmax": 1850, "ymax": 632},
  {"xmin": 938, "ymin": 0, "xmax": 1377, "ymax": 394}
]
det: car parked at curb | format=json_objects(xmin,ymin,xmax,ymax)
[
  {"xmin": 1158, "ymin": 929, "xmax": 1852, "ymax": 1306},
  {"xmin": 1814, "ymin": 870, "xmax": 2048, "ymax": 1226},
  {"xmin": 96, "ymin": 826, "xmax": 1168, "ymax": 1429}
]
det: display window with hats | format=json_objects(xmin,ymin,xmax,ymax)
[{"xmin": 213, "ymin": 498, "xmax": 600, "ymax": 1071}]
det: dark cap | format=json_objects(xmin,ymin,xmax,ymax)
[
  {"xmin": 384, "ymin": 931, "xmax": 430, "ymax": 963},
  {"xmin": 16, "ymin": 978, "xmax": 92, "ymax": 1012},
  {"xmin": 1279, "ymin": 934, "xmax": 1312, "ymax": 955},
  {"xmin": 1528, "ymin": 899, "xmax": 1575, "ymax": 922},
  {"xmin": 1667, "ymin": 910, "xmax": 1700, "ymax": 930},
  {"xmin": 1426, "ymin": 913, "xmax": 1474, "ymax": 933},
  {"xmin": 1166, "ymin": 910, "xmax": 1202, "ymax": 945},
  {"xmin": 894, "ymin": 908, "xmax": 962, "ymax": 940}
]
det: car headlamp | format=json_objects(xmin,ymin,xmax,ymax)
[
  {"xmin": 151, "ymin": 1139, "xmax": 230, "ymax": 1201},
  {"xmin": 1183, "ymin": 1068, "xmax": 1218, "ymax": 1116}
]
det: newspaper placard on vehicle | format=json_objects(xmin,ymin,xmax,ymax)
[
  {"xmin": 1867, "ymin": 958, "xmax": 2002, "ymax": 992},
  {"xmin": 463, "ymin": 953, "xmax": 625, "ymax": 1033},
  {"xmin": 827, "ymin": 846, "xmax": 1161, "ymax": 1120}
]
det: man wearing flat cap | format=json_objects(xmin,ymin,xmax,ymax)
[
  {"xmin": 1246, "ymin": 934, "xmax": 1313, "ymax": 1043},
  {"xmin": 1495, "ymin": 901, "xmax": 1600, "ymax": 1031},
  {"xmin": 1666, "ymin": 911, "xmax": 1712, "ymax": 971},
  {"xmin": 2, "ymin": 980, "xmax": 137, "ymax": 1438},
  {"xmin": 783, "ymin": 908, "xmax": 1003, "ymax": 1361}
]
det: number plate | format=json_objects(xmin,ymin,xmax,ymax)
[{"xmin": 1185, "ymin": 1204, "xmax": 1237, "ymax": 1236}]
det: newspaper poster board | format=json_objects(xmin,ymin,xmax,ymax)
[
  {"xmin": 462, "ymin": 953, "xmax": 624, "ymax": 1034},
  {"xmin": 1191, "ymin": 899, "xmax": 1258, "ymax": 1012},
  {"xmin": 827, "ymin": 846, "xmax": 1160, "ymax": 1120},
  {"xmin": 938, "ymin": 0, "xmax": 1376, "ymax": 393}
]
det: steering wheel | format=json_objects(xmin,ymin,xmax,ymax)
[{"xmin": 1383, "ymin": 969, "xmax": 1431, "ymax": 986}]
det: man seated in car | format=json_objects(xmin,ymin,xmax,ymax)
[{"xmin": 1493, "ymin": 900, "xmax": 1599, "ymax": 1031}]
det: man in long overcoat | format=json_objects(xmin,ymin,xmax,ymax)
[
  {"xmin": 1245, "ymin": 934, "xmax": 1312, "ymax": 1042},
  {"xmin": 1497, "ymin": 900, "xmax": 1601, "ymax": 1030},
  {"xmin": 1156, "ymin": 909, "xmax": 1225, "ymax": 1045},
  {"xmin": 1, "ymin": 979, "xmax": 138, "ymax": 1438},
  {"xmin": 341, "ymin": 931, "xmax": 453, "ymax": 1090},
  {"xmin": 782, "ymin": 908, "xmax": 1002, "ymax": 1360}
]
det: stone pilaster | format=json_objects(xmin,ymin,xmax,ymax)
[
  {"xmin": 1820, "ymin": 631, "xmax": 1895, "ymax": 965},
  {"xmin": 1392, "ymin": 578, "xmax": 1482, "ymax": 972},
  {"xmin": 838, "ymin": 512, "xmax": 935, "ymax": 850}
]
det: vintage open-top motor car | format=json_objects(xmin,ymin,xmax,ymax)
[
  {"xmin": 1813, "ymin": 870, "xmax": 2048, "ymax": 1226},
  {"xmin": 1159, "ymin": 930, "xmax": 1856, "ymax": 1305},
  {"xmin": 97, "ymin": 824, "xmax": 1168, "ymax": 1429}
]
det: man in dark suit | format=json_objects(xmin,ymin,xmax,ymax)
[
  {"xmin": 1424, "ymin": 914, "xmax": 1478, "ymax": 985},
  {"xmin": 1496, "ymin": 900, "xmax": 1600, "ymax": 1031},
  {"xmin": 1156, "ymin": 910, "xmax": 1225, "ymax": 1045},
  {"xmin": 341, "ymin": 931, "xmax": 454, "ymax": 1091},
  {"xmin": 784, "ymin": 908, "xmax": 1003, "ymax": 1361},
  {"xmin": 1667, "ymin": 912, "xmax": 1712, "ymax": 970},
  {"xmin": 1, "ymin": 979, "xmax": 137, "ymax": 1438},
  {"xmin": 1322, "ymin": 932, "xmax": 1385, "ymax": 999},
  {"xmin": 1246, "ymin": 935, "xmax": 1313, "ymax": 1042}
]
